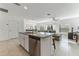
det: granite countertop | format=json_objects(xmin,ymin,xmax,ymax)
[
  {"xmin": 19, "ymin": 32, "xmax": 54, "ymax": 38},
  {"xmin": 29, "ymin": 32, "xmax": 54, "ymax": 38},
  {"xmin": 19, "ymin": 32, "xmax": 33, "ymax": 35}
]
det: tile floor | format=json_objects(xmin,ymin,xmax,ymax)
[
  {"xmin": 0, "ymin": 34, "xmax": 79, "ymax": 56},
  {"xmin": 52, "ymin": 34, "xmax": 79, "ymax": 56}
]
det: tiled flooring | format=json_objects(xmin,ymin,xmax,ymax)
[
  {"xmin": 0, "ymin": 34, "xmax": 79, "ymax": 56},
  {"xmin": 52, "ymin": 34, "xmax": 79, "ymax": 56}
]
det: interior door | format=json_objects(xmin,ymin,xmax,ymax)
[
  {"xmin": 8, "ymin": 19, "xmax": 18, "ymax": 39},
  {"xmin": 0, "ymin": 16, "xmax": 9, "ymax": 41}
]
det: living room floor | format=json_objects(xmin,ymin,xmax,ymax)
[
  {"xmin": 53, "ymin": 34, "xmax": 79, "ymax": 56},
  {"xmin": 0, "ymin": 34, "xmax": 79, "ymax": 56}
]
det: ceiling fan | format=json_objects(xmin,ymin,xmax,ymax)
[
  {"xmin": 52, "ymin": 17, "xmax": 58, "ymax": 21},
  {"xmin": 47, "ymin": 13, "xmax": 58, "ymax": 21}
]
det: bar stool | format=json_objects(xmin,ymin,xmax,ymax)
[{"xmin": 52, "ymin": 37, "xmax": 56, "ymax": 49}]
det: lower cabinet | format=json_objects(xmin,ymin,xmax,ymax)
[
  {"xmin": 19, "ymin": 34, "xmax": 25, "ymax": 48},
  {"xmin": 19, "ymin": 33, "xmax": 29, "ymax": 52},
  {"xmin": 25, "ymin": 35, "xmax": 29, "ymax": 52}
]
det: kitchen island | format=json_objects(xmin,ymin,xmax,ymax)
[{"xmin": 19, "ymin": 32, "xmax": 54, "ymax": 56}]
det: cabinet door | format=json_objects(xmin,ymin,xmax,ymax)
[
  {"xmin": 24, "ymin": 35, "xmax": 29, "ymax": 52},
  {"xmin": 19, "ymin": 34, "xmax": 25, "ymax": 48}
]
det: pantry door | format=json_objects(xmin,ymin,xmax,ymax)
[
  {"xmin": 0, "ymin": 17, "xmax": 9, "ymax": 41},
  {"xmin": 8, "ymin": 19, "xmax": 18, "ymax": 39}
]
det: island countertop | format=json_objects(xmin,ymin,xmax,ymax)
[
  {"xmin": 19, "ymin": 32, "xmax": 54, "ymax": 38},
  {"xmin": 19, "ymin": 32, "xmax": 33, "ymax": 35},
  {"xmin": 29, "ymin": 32, "xmax": 54, "ymax": 38}
]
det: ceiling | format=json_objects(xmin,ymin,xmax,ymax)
[{"xmin": 0, "ymin": 3, "xmax": 79, "ymax": 20}]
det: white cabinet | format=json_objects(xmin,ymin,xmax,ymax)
[
  {"xmin": 19, "ymin": 33, "xmax": 25, "ymax": 48},
  {"xmin": 19, "ymin": 33, "xmax": 29, "ymax": 52},
  {"xmin": 25, "ymin": 35, "xmax": 29, "ymax": 52},
  {"xmin": 40, "ymin": 36, "xmax": 52, "ymax": 56}
]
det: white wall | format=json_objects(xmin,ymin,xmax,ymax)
[
  {"xmin": 0, "ymin": 3, "xmax": 25, "ymax": 41},
  {"xmin": 0, "ymin": 12, "xmax": 24, "ymax": 41}
]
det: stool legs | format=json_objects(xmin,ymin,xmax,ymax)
[{"xmin": 53, "ymin": 39, "xmax": 56, "ymax": 49}]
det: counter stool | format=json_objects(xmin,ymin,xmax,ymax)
[{"xmin": 52, "ymin": 37, "xmax": 56, "ymax": 49}]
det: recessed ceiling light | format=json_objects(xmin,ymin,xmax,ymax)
[
  {"xmin": 47, "ymin": 13, "xmax": 51, "ymax": 16},
  {"xmin": 24, "ymin": 6, "xmax": 28, "ymax": 10}
]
